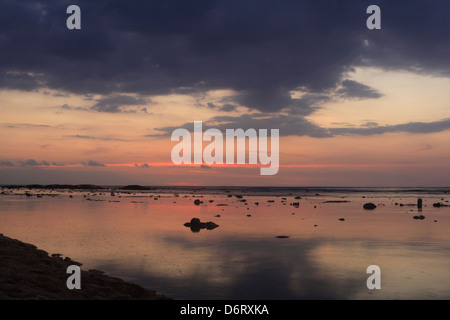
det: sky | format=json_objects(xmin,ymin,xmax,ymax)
[{"xmin": 1, "ymin": 0, "xmax": 450, "ymax": 186}]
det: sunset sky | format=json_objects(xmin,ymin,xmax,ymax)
[{"xmin": 1, "ymin": 0, "xmax": 450, "ymax": 186}]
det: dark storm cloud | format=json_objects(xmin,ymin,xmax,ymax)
[
  {"xmin": 207, "ymin": 102, "xmax": 237, "ymax": 112},
  {"xmin": 2, "ymin": 0, "xmax": 449, "ymax": 114},
  {"xmin": 151, "ymin": 113, "xmax": 331, "ymax": 138}
]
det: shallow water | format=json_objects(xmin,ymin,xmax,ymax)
[{"xmin": 1, "ymin": 187, "xmax": 450, "ymax": 299}]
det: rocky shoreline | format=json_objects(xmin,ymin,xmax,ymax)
[{"xmin": 0, "ymin": 233, "xmax": 171, "ymax": 300}]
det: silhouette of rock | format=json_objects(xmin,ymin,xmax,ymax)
[
  {"xmin": 432, "ymin": 202, "xmax": 449, "ymax": 207},
  {"xmin": 413, "ymin": 215, "xmax": 425, "ymax": 220},
  {"xmin": 184, "ymin": 218, "xmax": 219, "ymax": 232},
  {"xmin": 194, "ymin": 199, "xmax": 203, "ymax": 205},
  {"xmin": 275, "ymin": 235, "xmax": 289, "ymax": 239},
  {"xmin": 417, "ymin": 198, "xmax": 423, "ymax": 209},
  {"xmin": 363, "ymin": 203, "xmax": 377, "ymax": 210}
]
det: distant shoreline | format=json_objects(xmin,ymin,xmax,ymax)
[{"xmin": 0, "ymin": 233, "xmax": 171, "ymax": 300}]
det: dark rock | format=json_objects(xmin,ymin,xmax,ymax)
[
  {"xmin": 184, "ymin": 218, "xmax": 219, "ymax": 232},
  {"xmin": 338, "ymin": 218, "xmax": 345, "ymax": 221},
  {"xmin": 417, "ymin": 198, "xmax": 423, "ymax": 209},
  {"xmin": 275, "ymin": 235, "xmax": 289, "ymax": 239},
  {"xmin": 363, "ymin": 203, "xmax": 377, "ymax": 210},
  {"xmin": 194, "ymin": 199, "xmax": 202, "ymax": 205},
  {"xmin": 413, "ymin": 215, "xmax": 425, "ymax": 220},
  {"xmin": 432, "ymin": 202, "xmax": 448, "ymax": 207}
]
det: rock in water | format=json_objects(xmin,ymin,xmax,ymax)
[
  {"xmin": 363, "ymin": 203, "xmax": 377, "ymax": 210},
  {"xmin": 184, "ymin": 218, "xmax": 219, "ymax": 232}
]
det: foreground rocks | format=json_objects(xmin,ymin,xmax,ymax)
[{"xmin": 0, "ymin": 233, "xmax": 170, "ymax": 300}]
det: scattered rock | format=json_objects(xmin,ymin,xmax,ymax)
[
  {"xmin": 417, "ymin": 198, "xmax": 423, "ymax": 209},
  {"xmin": 363, "ymin": 203, "xmax": 377, "ymax": 210},
  {"xmin": 275, "ymin": 235, "xmax": 289, "ymax": 239},
  {"xmin": 338, "ymin": 218, "xmax": 345, "ymax": 221},
  {"xmin": 413, "ymin": 215, "xmax": 425, "ymax": 220},
  {"xmin": 193, "ymin": 199, "xmax": 203, "ymax": 205}
]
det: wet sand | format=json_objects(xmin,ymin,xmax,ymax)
[{"xmin": 0, "ymin": 233, "xmax": 170, "ymax": 300}]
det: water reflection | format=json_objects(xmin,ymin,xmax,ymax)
[{"xmin": 1, "ymin": 190, "xmax": 450, "ymax": 299}]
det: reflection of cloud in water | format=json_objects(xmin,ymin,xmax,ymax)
[{"xmin": 95, "ymin": 236, "xmax": 364, "ymax": 299}]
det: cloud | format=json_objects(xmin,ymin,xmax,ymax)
[
  {"xmin": 1, "ymin": 0, "xmax": 449, "ymax": 114},
  {"xmin": 61, "ymin": 104, "xmax": 87, "ymax": 111},
  {"xmin": 151, "ymin": 113, "xmax": 330, "ymax": 138},
  {"xmin": 0, "ymin": 160, "xmax": 15, "ymax": 167},
  {"xmin": 19, "ymin": 159, "xmax": 50, "ymax": 166},
  {"xmin": 361, "ymin": 121, "xmax": 379, "ymax": 127},
  {"xmin": 51, "ymin": 162, "xmax": 66, "ymax": 166},
  {"xmin": 65, "ymin": 135, "xmax": 130, "ymax": 141},
  {"xmin": 134, "ymin": 163, "xmax": 150, "ymax": 168},
  {"xmin": 152, "ymin": 116, "xmax": 450, "ymax": 138},
  {"xmin": 90, "ymin": 95, "xmax": 149, "ymax": 113},
  {"xmin": 83, "ymin": 160, "xmax": 106, "ymax": 167},
  {"xmin": 329, "ymin": 118, "xmax": 450, "ymax": 136},
  {"xmin": 2, "ymin": 123, "xmax": 51, "ymax": 129},
  {"xmin": 207, "ymin": 102, "xmax": 238, "ymax": 112},
  {"xmin": 336, "ymin": 80, "xmax": 383, "ymax": 99}
]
